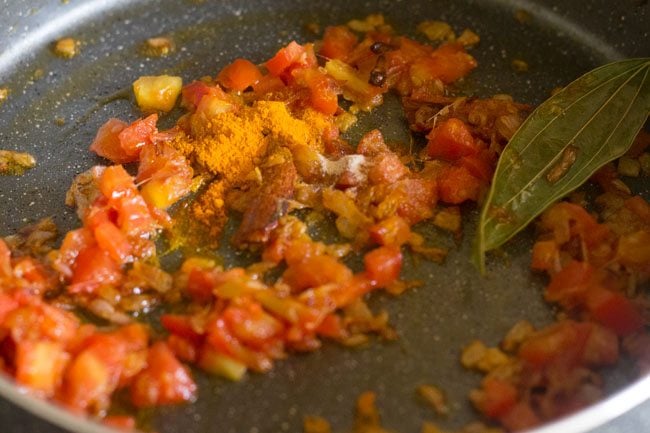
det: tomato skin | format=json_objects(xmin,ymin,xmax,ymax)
[
  {"xmin": 364, "ymin": 246, "xmax": 402, "ymax": 287},
  {"xmin": 426, "ymin": 118, "xmax": 477, "ymax": 161},
  {"xmin": 283, "ymin": 255, "xmax": 353, "ymax": 292},
  {"xmin": 130, "ymin": 342, "xmax": 196, "ymax": 407},
  {"xmin": 117, "ymin": 114, "xmax": 158, "ymax": 159},
  {"xmin": 217, "ymin": 58, "xmax": 263, "ymax": 91},
  {"xmin": 437, "ymin": 165, "xmax": 481, "ymax": 204},
  {"xmin": 69, "ymin": 245, "xmax": 122, "ymax": 294},
  {"xmin": 161, "ymin": 314, "xmax": 203, "ymax": 344},
  {"xmin": 320, "ymin": 26, "xmax": 358, "ymax": 60},
  {"xmin": 89, "ymin": 118, "xmax": 132, "ymax": 164},
  {"xmin": 459, "ymin": 151, "xmax": 494, "ymax": 182}
]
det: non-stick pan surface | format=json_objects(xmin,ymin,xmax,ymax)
[{"xmin": 0, "ymin": 1, "xmax": 648, "ymax": 432}]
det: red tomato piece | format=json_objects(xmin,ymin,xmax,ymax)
[
  {"xmin": 500, "ymin": 402, "xmax": 540, "ymax": 431},
  {"xmin": 369, "ymin": 216, "xmax": 411, "ymax": 247},
  {"xmin": 118, "ymin": 114, "xmax": 158, "ymax": 159},
  {"xmin": 0, "ymin": 293, "xmax": 19, "ymax": 324},
  {"xmin": 99, "ymin": 165, "xmax": 136, "ymax": 200},
  {"xmin": 103, "ymin": 415, "xmax": 136, "ymax": 431},
  {"xmin": 545, "ymin": 260, "xmax": 595, "ymax": 306},
  {"xmin": 437, "ymin": 165, "xmax": 481, "ymax": 204},
  {"xmin": 364, "ymin": 246, "xmax": 402, "ymax": 287},
  {"xmin": 114, "ymin": 195, "xmax": 156, "ymax": 238},
  {"xmin": 283, "ymin": 255, "xmax": 353, "ymax": 292},
  {"xmin": 475, "ymin": 378, "xmax": 518, "ymax": 419},
  {"xmin": 357, "ymin": 129, "xmax": 389, "ymax": 156},
  {"xmin": 252, "ymin": 74, "xmax": 286, "ymax": 95},
  {"xmin": 69, "ymin": 245, "xmax": 123, "ymax": 294},
  {"xmin": 459, "ymin": 151, "xmax": 494, "ymax": 182},
  {"xmin": 518, "ymin": 321, "xmax": 590, "ymax": 369},
  {"xmin": 586, "ymin": 289, "xmax": 645, "ymax": 336},
  {"xmin": 93, "ymin": 221, "xmax": 133, "ymax": 265},
  {"xmin": 265, "ymin": 41, "xmax": 312, "ymax": 76},
  {"xmin": 424, "ymin": 43, "xmax": 477, "ymax": 84},
  {"xmin": 531, "ymin": 240, "xmax": 559, "ymax": 272},
  {"xmin": 131, "ymin": 342, "xmax": 196, "ymax": 407},
  {"xmin": 295, "ymin": 68, "xmax": 339, "ymax": 115},
  {"xmin": 217, "ymin": 58, "xmax": 263, "ymax": 91},
  {"xmin": 15, "ymin": 340, "xmax": 68, "ymax": 397},
  {"xmin": 390, "ymin": 178, "xmax": 438, "ymax": 224},
  {"xmin": 181, "ymin": 81, "xmax": 227, "ymax": 110},
  {"xmin": 55, "ymin": 228, "xmax": 96, "ymax": 279},
  {"xmin": 222, "ymin": 302, "xmax": 284, "ymax": 348},
  {"xmin": 89, "ymin": 118, "xmax": 132, "ymax": 164},
  {"xmin": 426, "ymin": 118, "xmax": 477, "ymax": 161},
  {"xmin": 0, "ymin": 238, "xmax": 10, "ymax": 278},
  {"xmin": 61, "ymin": 349, "xmax": 112, "ymax": 412},
  {"xmin": 161, "ymin": 314, "xmax": 203, "ymax": 344},
  {"xmin": 320, "ymin": 26, "xmax": 358, "ymax": 60},
  {"xmin": 368, "ymin": 152, "xmax": 408, "ymax": 184}
]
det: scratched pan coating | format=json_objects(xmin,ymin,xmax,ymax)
[{"xmin": 0, "ymin": 1, "xmax": 648, "ymax": 432}]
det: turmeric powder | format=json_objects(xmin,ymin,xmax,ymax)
[{"xmin": 170, "ymin": 100, "xmax": 332, "ymax": 241}]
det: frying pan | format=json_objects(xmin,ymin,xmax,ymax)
[{"xmin": 0, "ymin": 0, "xmax": 648, "ymax": 432}]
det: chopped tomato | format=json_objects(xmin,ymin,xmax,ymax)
[
  {"xmin": 364, "ymin": 246, "xmax": 402, "ymax": 287},
  {"xmin": 93, "ymin": 221, "xmax": 133, "ymax": 265},
  {"xmin": 437, "ymin": 165, "xmax": 481, "ymax": 204},
  {"xmin": 252, "ymin": 74, "xmax": 286, "ymax": 95},
  {"xmin": 474, "ymin": 378, "xmax": 518, "ymax": 419},
  {"xmin": 368, "ymin": 152, "xmax": 408, "ymax": 184},
  {"xmin": 217, "ymin": 58, "xmax": 263, "ymax": 91},
  {"xmin": 500, "ymin": 402, "xmax": 540, "ymax": 431},
  {"xmin": 0, "ymin": 238, "xmax": 10, "ymax": 278},
  {"xmin": 422, "ymin": 43, "xmax": 477, "ymax": 84},
  {"xmin": 117, "ymin": 114, "xmax": 158, "ymax": 159},
  {"xmin": 282, "ymin": 255, "xmax": 353, "ymax": 292},
  {"xmin": 181, "ymin": 81, "xmax": 228, "ymax": 110},
  {"xmin": 114, "ymin": 195, "xmax": 156, "ymax": 238},
  {"xmin": 531, "ymin": 240, "xmax": 559, "ymax": 272},
  {"xmin": 222, "ymin": 302, "xmax": 284, "ymax": 348},
  {"xmin": 545, "ymin": 260, "xmax": 596, "ymax": 306},
  {"xmin": 357, "ymin": 129, "xmax": 389, "ymax": 156},
  {"xmin": 586, "ymin": 289, "xmax": 644, "ymax": 336},
  {"xmin": 53, "ymin": 228, "xmax": 95, "ymax": 279},
  {"xmin": 89, "ymin": 118, "xmax": 132, "ymax": 164},
  {"xmin": 15, "ymin": 340, "xmax": 68, "ymax": 397},
  {"xmin": 0, "ymin": 293, "xmax": 19, "ymax": 323},
  {"xmin": 4, "ymin": 300, "xmax": 79, "ymax": 344},
  {"xmin": 265, "ymin": 41, "xmax": 315, "ymax": 77},
  {"xmin": 320, "ymin": 26, "xmax": 358, "ymax": 60},
  {"xmin": 426, "ymin": 118, "xmax": 478, "ymax": 161},
  {"xmin": 518, "ymin": 321, "xmax": 590, "ymax": 369},
  {"xmin": 459, "ymin": 151, "xmax": 494, "ymax": 182},
  {"xmin": 389, "ymin": 178, "xmax": 438, "ymax": 224},
  {"xmin": 294, "ymin": 68, "xmax": 339, "ymax": 115},
  {"xmin": 369, "ymin": 216, "xmax": 411, "ymax": 247},
  {"xmin": 61, "ymin": 349, "xmax": 112, "ymax": 412},
  {"xmin": 69, "ymin": 245, "xmax": 122, "ymax": 293},
  {"xmin": 103, "ymin": 415, "xmax": 136, "ymax": 431},
  {"xmin": 130, "ymin": 342, "xmax": 196, "ymax": 407},
  {"xmin": 99, "ymin": 165, "xmax": 136, "ymax": 200},
  {"xmin": 161, "ymin": 314, "xmax": 203, "ymax": 344}
]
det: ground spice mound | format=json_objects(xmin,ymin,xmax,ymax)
[{"xmin": 171, "ymin": 100, "xmax": 330, "ymax": 241}]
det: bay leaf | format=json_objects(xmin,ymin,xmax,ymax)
[{"xmin": 474, "ymin": 58, "xmax": 650, "ymax": 271}]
